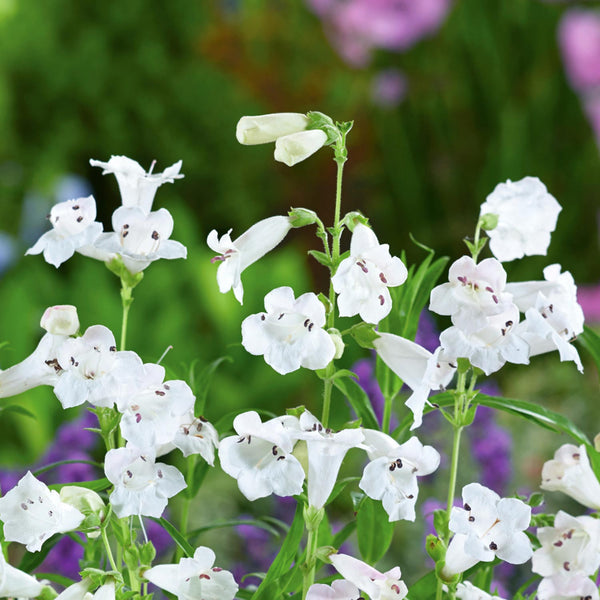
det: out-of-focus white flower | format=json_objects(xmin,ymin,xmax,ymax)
[
  {"xmin": 443, "ymin": 482, "xmax": 532, "ymax": 577},
  {"xmin": 456, "ymin": 581, "xmax": 507, "ymax": 600},
  {"xmin": 95, "ymin": 206, "xmax": 186, "ymax": 274},
  {"xmin": 25, "ymin": 196, "xmax": 104, "ymax": 267},
  {"xmin": 537, "ymin": 572, "xmax": 599, "ymax": 600},
  {"xmin": 218, "ymin": 411, "xmax": 304, "ymax": 501},
  {"xmin": 373, "ymin": 333, "xmax": 455, "ymax": 428},
  {"xmin": 541, "ymin": 443, "xmax": 600, "ymax": 510},
  {"xmin": 0, "ymin": 471, "xmax": 84, "ymax": 552},
  {"xmin": 144, "ymin": 546, "xmax": 238, "ymax": 600},
  {"xmin": 329, "ymin": 553, "xmax": 408, "ymax": 600},
  {"xmin": 480, "ymin": 177, "xmax": 562, "ymax": 262},
  {"xmin": 359, "ymin": 430, "xmax": 440, "ymax": 521},
  {"xmin": 90, "ymin": 155, "xmax": 183, "ymax": 214},
  {"xmin": 207, "ymin": 216, "xmax": 292, "ymax": 304},
  {"xmin": 104, "ymin": 446, "xmax": 186, "ymax": 518},
  {"xmin": 56, "ymin": 579, "xmax": 116, "ymax": 600},
  {"xmin": 274, "ymin": 129, "xmax": 329, "ymax": 166},
  {"xmin": 40, "ymin": 305, "xmax": 80, "ymax": 336},
  {"xmin": 236, "ymin": 113, "xmax": 310, "ymax": 145},
  {"xmin": 241, "ymin": 286, "xmax": 336, "ymax": 375},
  {"xmin": 0, "ymin": 549, "xmax": 45, "ymax": 598},
  {"xmin": 306, "ymin": 579, "xmax": 361, "ymax": 600},
  {"xmin": 332, "ymin": 224, "xmax": 407, "ymax": 324}
]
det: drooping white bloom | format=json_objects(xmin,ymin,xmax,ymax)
[
  {"xmin": 359, "ymin": 430, "xmax": 440, "ymax": 522},
  {"xmin": 56, "ymin": 579, "xmax": 115, "ymax": 600},
  {"xmin": 480, "ymin": 176, "xmax": 562, "ymax": 262},
  {"xmin": 104, "ymin": 446, "xmax": 186, "ymax": 518},
  {"xmin": 373, "ymin": 333, "xmax": 455, "ymax": 429},
  {"xmin": 329, "ymin": 553, "xmax": 408, "ymax": 600},
  {"xmin": 274, "ymin": 129, "xmax": 328, "ymax": 166},
  {"xmin": 540, "ymin": 444, "xmax": 600, "ymax": 510},
  {"xmin": 532, "ymin": 510, "xmax": 600, "ymax": 577},
  {"xmin": 218, "ymin": 411, "xmax": 304, "ymax": 501},
  {"xmin": 40, "ymin": 304, "xmax": 80, "ymax": 336},
  {"xmin": 0, "ymin": 471, "xmax": 84, "ymax": 552},
  {"xmin": 241, "ymin": 286, "xmax": 336, "ymax": 375},
  {"xmin": 456, "ymin": 581, "xmax": 507, "ymax": 600},
  {"xmin": 25, "ymin": 196, "xmax": 104, "ymax": 267},
  {"xmin": 144, "ymin": 546, "xmax": 238, "ymax": 600},
  {"xmin": 430, "ymin": 256, "xmax": 514, "ymax": 335},
  {"xmin": 443, "ymin": 482, "xmax": 532, "ymax": 577},
  {"xmin": 236, "ymin": 113, "xmax": 310, "ymax": 145},
  {"xmin": 297, "ymin": 411, "xmax": 364, "ymax": 509},
  {"xmin": 207, "ymin": 216, "xmax": 292, "ymax": 304},
  {"xmin": 0, "ymin": 549, "xmax": 45, "ymax": 598},
  {"xmin": 95, "ymin": 206, "xmax": 187, "ymax": 274},
  {"xmin": 537, "ymin": 572, "xmax": 599, "ymax": 600},
  {"xmin": 90, "ymin": 155, "xmax": 184, "ymax": 214},
  {"xmin": 170, "ymin": 413, "xmax": 219, "ymax": 464},
  {"xmin": 306, "ymin": 579, "xmax": 361, "ymax": 600},
  {"xmin": 332, "ymin": 224, "xmax": 407, "ymax": 324}
]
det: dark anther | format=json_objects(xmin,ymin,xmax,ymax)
[
  {"xmin": 199, "ymin": 415, "xmax": 208, "ymax": 422},
  {"xmin": 126, "ymin": 470, "xmax": 133, "ymax": 478},
  {"xmin": 356, "ymin": 261, "xmax": 368, "ymax": 273},
  {"xmin": 135, "ymin": 413, "xmax": 142, "ymax": 423},
  {"xmin": 109, "ymin": 345, "xmax": 116, "ymax": 352},
  {"xmin": 395, "ymin": 459, "xmax": 403, "ymax": 468},
  {"xmin": 457, "ymin": 276, "xmax": 467, "ymax": 284},
  {"xmin": 261, "ymin": 315, "xmax": 265, "ymax": 321},
  {"xmin": 237, "ymin": 436, "xmax": 245, "ymax": 443},
  {"xmin": 501, "ymin": 328, "xmax": 506, "ymax": 336},
  {"xmin": 308, "ymin": 323, "xmax": 314, "ymax": 332},
  {"xmin": 492, "ymin": 294, "xmax": 499, "ymax": 304},
  {"xmin": 278, "ymin": 313, "xmax": 284, "ymax": 320},
  {"xmin": 155, "ymin": 390, "xmax": 166, "ymax": 396},
  {"xmin": 407, "ymin": 494, "xmax": 414, "ymax": 499},
  {"xmin": 379, "ymin": 272, "xmax": 387, "ymax": 283},
  {"xmin": 72, "ymin": 205, "xmax": 80, "ymax": 210},
  {"xmin": 48, "ymin": 510, "xmax": 53, "ymax": 517},
  {"xmin": 247, "ymin": 435, "xmax": 252, "ymax": 444},
  {"xmin": 21, "ymin": 503, "xmax": 28, "ymax": 510},
  {"xmin": 563, "ymin": 561, "xmax": 570, "ymax": 571},
  {"xmin": 549, "ymin": 304, "xmax": 554, "ymax": 313},
  {"xmin": 76, "ymin": 216, "xmax": 83, "ymax": 223},
  {"xmin": 272, "ymin": 445, "xmax": 278, "ymax": 456},
  {"xmin": 505, "ymin": 320, "xmax": 513, "ymax": 327},
  {"xmin": 389, "ymin": 463, "xmax": 396, "ymax": 472},
  {"xmin": 212, "ymin": 567, "xmax": 223, "ymax": 572},
  {"xmin": 317, "ymin": 424, "xmax": 323, "ymax": 431},
  {"xmin": 553, "ymin": 540, "xmax": 563, "ymax": 547},
  {"xmin": 468, "ymin": 516, "xmax": 475, "ymax": 522},
  {"xmin": 122, "ymin": 231, "xmax": 129, "ymax": 238},
  {"xmin": 151, "ymin": 231, "xmax": 160, "ymax": 240},
  {"xmin": 157, "ymin": 469, "xmax": 163, "ymax": 478},
  {"xmin": 572, "ymin": 454, "xmax": 580, "ymax": 461},
  {"xmin": 140, "ymin": 455, "xmax": 147, "ymax": 462},
  {"xmin": 277, "ymin": 456, "xmax": 285, "ymax": 461},
  {"xmin": 304, "ymin": 318, "xmax": 310, "ymax": 327},
  {"xmin": 164, "ymin": 384, "xmax": 171, "ymax": 390},
  {"xmin": 489, "ymin": 541, "xmax": 498, "ymax": 550},
  {"xmin": 485, "ymin": 286, "xmax": 494, "ymax": 293},
  {"xmin": 325, "ymin": 428, "xmax": 332, "ymax": 434},
  {"xmin": 123, "ymin": 224, "xmax": 129, "ymax": 229},
  {"xmin": 464, "ymin": 503, "xmax": 471, "ymax": 511},
  {"xmin": 379, "ymin": 295, "xmax": 385, "ymax": 305},
  {"xmin": 199, "ymin": 574, "xmax": 210, "ymax": 580}
]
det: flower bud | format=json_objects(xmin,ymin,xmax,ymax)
[
  {"xmin": 288, "ymin": 207, "xmax": 318, "ymax": 228},
  {"xmin": 236, "ymin": 113, "xmax": 309, "ymax": 145},
  {"xmin": 60, "ymin": 486, "xmax": 106, "ymax": 538},
  {"xmin": 274, "ymin": 130, "xmax": 328, "ymax": 167},
  {"xmin": 40, "ymin": 305, "xmax": 79, "ymax": 336},
  {"xmin": 479, "ymin": 213, "xmax": 499, "ymax": 231},
  {"xmin": 328, "ymin": 328, "xmax": 345, "ymax": 359}
]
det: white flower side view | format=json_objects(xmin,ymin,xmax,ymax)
[
  {"xmin": 456, "ymin": 581, "xmax": 507, "ymax": 600},
  {"xmin": 537, "ymin": 572, "xmax": 599, "ymax": 600},
  {"xmin": 26, "ymin": 196, "xmax": 104, "ymax": 267},
  {"xmin": 274, "ymin": 129, "xmax": 328, "ymax": 166},
  {"xmin": 90, "ymin": 155, "xmax": 184, "ymax": 214},
  {"xmin": 207, "ymin": 215, "xmax": 292, "ymax": 304},
  {"xmin": 241, "ymin": 286, "xmax": 336, "ymax": 375},
  {"xmin": 332, "ymin": 224, "xmax": 407, "ymax": 324},
  {"xmin": 0, "ymin": 551, "xmax": 45, "ymax": 599},
  {"xmin": 480, "ymin": 176, "xmax": 562, "ymax": 262},
  {"xmin": 306, "ymin": 579, "xmax": 361, "ymax": 600}
]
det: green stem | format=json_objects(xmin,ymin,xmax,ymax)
[
  {"xmin": 101, "ymin": 522, "xmax": 119, "ymax": 573},
  {"xmin": 175, "ymin": 455, "xmax": 197, "ymax": 561},
  {"xmin": 120, "ymin": 281, "xmax": 133, "ymax": 352},
  {"xmin": 382, "ymin": 392, "xmax": 394, "ymax": 434},
  {"xmin": 301, "ymin": 507, "xmax": 323, "ymax": 600}
]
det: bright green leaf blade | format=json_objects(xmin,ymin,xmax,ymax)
[
  {"xmin": 356, "ymin": 497, "xmax": 394, "ymax": 563},
  {"xmin": 333, "ymin": 377, "xmax": 379, "ymax": 430},
  {"xmin": 189, "ymin": 518, "xmax": 282, "ymax": 539},
  {"xmin": 149, "ymin": 517, "xmax": 194, "ymax": 558},
  {"xmin": 578, "ymin": 326, "xmax": 600, "ymax": 375},
  {"xmin": 193, "ymin": 356, "xmax": 233, "ymax": 415}
]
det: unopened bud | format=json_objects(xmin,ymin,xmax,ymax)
[
  {"xmin": 288, "ymin": 207, "xmax": 318, "ymax": 228},
  {"xmin": 479, "ymin": 213, "xmax": 499, "ymax": 231},
  {"xmin": 40, "ymin": 305, "xmax": 79, "ymax": 336},
  {"xmin": 60, "ymin": 486, "xmax": 105, "ymax": 538},
  {"xmin": 328, "ymin": 328, "xmax": 344, "ymax": 360}
]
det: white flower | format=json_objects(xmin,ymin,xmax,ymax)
[
  {"xmin": 537, "ymin": 572, "xmax": 599, "ymax": 600},
  {"xmin": 359, "ymin": 431, "xmax": 440, "ymax": 522},
  {"xmin": 241, "ymin": 286, "xmax": 336, "ymax": 375},
  {"xmin": 236, "ymin": 113, "xmax": 310, "ymax": 145},
  {"xmin": 274, "ymin": 129, "xmax": 328, "ymax": 166},
  {"xmin": 0, "ymin": 471, "xmax": 84, "ymax": 552},
  {"xmin": 332, "ymin": 224, "xmax": 407, "ymax": 324},
  {"xmin": 90, "ymin": 155, "xmax": 183, "ymax": 214},
  {"xmin": 95, "ymin": 206, "xmax": 187, "ymax": 273},
  {"xmin": 540, "ymin": 444, "xmax": 600, "ymax": 510},
  {"xmin": 170, "ymin": 413, "xmax": 219, "ymax": 464},
  {"xmin": 0, "ymin": 550, "xmax": 44, "ymax": 598},
  {"xmin": 306, "ymin": 579, "xmax": 361, "ymax": 600},
  {"xmin": 40, "ymin": 305, "xmax": 80, "ymax": 336},
  {"xmin": 25, "ymin": 196, "xmax": 103, "ymax": 267},
  {"xmin": 373, "ymin": 333, "xmax": 455, "ymax": 429},
  {"xmin": 144, "ymin": 546, "xmax": 238, "ymax": 600},
  {"xmin": 104, "ymin": 446, "xmax": 186, "ymax": 518},
  {"xmin": 207, "ymin": 215, "xmax": 292, "ymax": 304},
  {"xmin": 56, "ymin": 579, "xmax": 115, "ymax": 600},
  {"xmin": 532, "ymin": 510, "xmax": 600, "ymax": 577},
  {"xmin": 329, "ymin": 553, "xmax": 408, "ymax": 600},
  {"xmin": 456, "ymin": 581, "xmax": 507, "ymax": 600},
  {"xmin": 218, "ymin": 411, "xmax": 304, "ymax": 501},
  {"xmin": 443, "ymin": 482, "xmax": 532, "ymax": 577},
  {"xmin": 480, "ymin": 176, "xmax": 562, "ymax": 262},
  {"xmin": 297, "ymin": 411, "xmax": 364, "ymax": 509},
  {"xmin": 430, "ymin": 256, "xmax": 514, "ymax": 335}
]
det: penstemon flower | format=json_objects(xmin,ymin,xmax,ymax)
[
  {"xmin": 306, "ymin": 579, "xmax": 361, "ymax": 600},
  {"xmin": 0, "ymin": 549, "xmax": 45, "ymax": 598},
  {"xmin": 274, "ymin": 129, "xmax": 329, "ymax": 166},
  {"xmin": 536, "ymin": 572, "xmax": 599, "ymax": 600},
  {"xmin": 89, "ymin": 155, "xmax": 184, "ymax": 214},
  {"xmin": 480, "ymin": 176, "xmax": 562, "ymax": 262},
  {"xmin": 0, "ymin": 471, "xmax": 84, "ymax": 552},
  {"xmin": 236, "ymin": 113, "xmax": 311, "ymax": 145},
  {"xmin": 456, "ymin": 581, "xmax": 507, "ymax": 600},
  {"xmin": 143, "ymin": 545, "xmax": 238, "ymax": 600},
  {"xmin": 331, "ymin": 223, "xmax": 407, "ymax": 323},
  {"xmin": 169, "ymin": 412, "xmax": 220, "ymax": 463},
  {"xmin": 241, "ymin": 286, "xmax": 336, "ymax": 375},
  {"xmin": 207, "ymin": 215, "xmax": 292, "ymax": 304},
  {"xmin": 56, "ymin": 579, "xmax": 116, "ymax": 600}
]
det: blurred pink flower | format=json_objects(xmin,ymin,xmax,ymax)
[{"xmin": 577, "ymin": 281, "xmax": 600, "ymax": 322}]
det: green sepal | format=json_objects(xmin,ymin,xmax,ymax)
[
  {"xmin": 79, "ymin": 568, "xmax": 123, "ymax": 589},
  {"xmin": 425, "ymin": 534, "xmax": 445, "ymax": 562},
  {"xmin": 105, "ymin": 256, "xmax": 144, "ymax": 289},
  {"xmin": 317, "ymin": 292, "xmax": 333, "ymax": 314},
  {"xmin": 308, "ymin": 250, "xmax": 332, "ymax": 268},
  {"xmin": 38, "ymin": 585, "xmax": 59, "ymax": 600},
  {"xmin": 286, "ymin": 405, "xmax": 306, "ymax": 419},
  {"xmin": 306, "ymin": 111, "xmax": 338, "ymax": 145},
  {"xmin": 433, "ymin": 509, "xmax": 450, "ymax": 540},
  {"xmin": 456, "ymin": 358, "xmax": 471, "ymax": 374},
  {"xmin": 349, "ymin": 322, "xmax": 380, "ymax": 349},
  {"xmin": 340, "ymin": 211, "xmax": 368, "ymax": 232},
  {"xmin": 463, "ymin": 236, "xmax": 488, "ymax": 259},
  {"xmin": 479, "ymin": 213, "xmax": 499, "ymax": 231},
  {"xmin": 123, "ymin": 546, "xmax": 140, "ymax": 574},
  {"xmin": 303, "ymin": 505, "xmax": 324, "ymax": 532},
  {"xmin": 288, "ymin": 207, "xmax": 318, "ymax": 228},
  {"xmin": 461, "ymin": 404, "xmax": 477, "ymax": 427},
  {"xmin": 315, "ymin": 546, "xmax": 337, "ymax": 563},
  {"xmin": 530, "ymin": 512, "xmax": 555, "ymax": 528},
  {"xmin": 526, "ymin": 491, "xmax": 545, "ymax": 508},
  {"xmin": 139, "ymin": 541, "xmax": 156, "ymax": 568}
]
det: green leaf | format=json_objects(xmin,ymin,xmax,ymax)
[
  {"xmin": 578, "ymin": 326, "xmax": 600, "ymax": 374},
  {"xmin": 356, "ymin": 497, "xmax": 394, "ymax": 563},
  {"xmin": 48, "ymin": 477, "xmax": 110, "ymax": 493},
  {"xmin": 333, "ymin": 377, "xmax": 379, "ymax": 430},
  {"xmin": 405, "ymin": 570, "xmax": 438, "ymax": 600},
  {"xmin": 308, "ymin": 250, "xmax": 332, "ymax": 268},
  {"xmin": 349, "ymin": 322, "xmax": 380, "ymax": 350},
  {"xmin": 189, "ymin": 518, "xmax": 282, "ymax": 539},
  {"xmin": 33, "ymin": 459, "xmax": 103, "ymax": 477},
  {"xmin": 332, "ymin": 521, "xmax": 356, "ymax": 548},
  {"xmin": 18, "ymin": 533, "xmax": 63, "ymax": 571},
  {"xmin": 185, "ymin": 457, "xmax": 210, "ymax": 499},
  {"xmin": 149, "ymin": 517, "xmax": 194, "ymax": 558},
  {"xmin": 324, "ymin": 476, "xmax": 360, "ymax": 507},
  {"xmin": 0, "ymin": 404, "xmax": 35, "ymax": 419},
  {"xmin": 192, "ymin": 356, "xmax": 233, "ymax": 415}
]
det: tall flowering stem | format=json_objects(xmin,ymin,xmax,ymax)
[{"xmin": 120, "ymin": 281, "xmax": 133, "ymax": 352}]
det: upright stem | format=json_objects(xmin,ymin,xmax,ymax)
[
  {"xmin": 120, "ymin": 281, "xmax": 133, "ymax": 352},
  {"xmin": 302, "ymin": 506, "xmax": 324, "ymax": 600},
  {"xmin": 382, "ymin": 393, "xmax": 393, "ymax": 434}
]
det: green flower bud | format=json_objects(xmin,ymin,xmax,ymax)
[
  {"xmin": 288, "ymin": 207, "xmax": 319, "ymax": 228},
  {"xmin": 479, "ymin": 212, "xmax": 499, "ymax": 231},
  {"xmin": 328, "ymin": 328, "xmax": 345, "ymax": 360}
]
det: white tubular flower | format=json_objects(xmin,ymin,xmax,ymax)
[
  {"xmin": 144, "ymin": 546, "xmax": 238, "ymax": 600},
  {"xmin": 540, "ymin": 444, "xmax": 600, "ymax": 510},
  {"xmin": 430, "ymin": 256, "xmax": 513, "ymax": 335},
  {"xmin": 25, "ymin": 196, "xmax": 103, "ymax": 267},
  {"xmin": 207, "ymin": 215, "xmax": 292, "ymax": 304},
  {"xmin": 0, "ymin": 550, "xmax": 44, "ymax": 598},
  {"xmin": 90, "ymin": 155, "xmax": 184, "ymax": 214},
  {"xmin": 373, "ymin": 333, "xmax": 456, "ymax": 429},
  {"xmin": 537, "ymin": 572, "xmax": 599, "ymax": 600},
  {"xmin": 480, "ymin": 176, "xmax": 562, "ymax": 262},
  {"xmin": 171, "ymin": 413, "xmax": 219, "ymax": 464},
  {"xmin": 306, "ymin": 579, "xmax": 361, "ymax": 600},
  {"xmin": 0, "ymin": 471, "xmax": 84, "ymax": 552},
  {"xmin": 359, "ymin": 430, "xmax": 440, "ymax": 522},
  {"xmin": 104, "ymin": 446, "xmax": 186, "ymax": 518},
  {"xmin": 241, "ymin": 286, "xmax": 336, "ymax": 375},
  {"xmin": 40, "ymin": 304, "xmax": 80, "ymax": 336},
  {"xmin": 332, "ymin": 224, "xmax": 408, "ymax": 324},
  {"xmin": 218, "ymin": 411, "xmax": 304, "ymax": 501},
  {"xmin": 56, "ymin": 580, "xmax": 115, "ymax": 600},
  {"xmin": 95, "ymin": 206, "xmax": 187, "ymax": 274},
  {"xmin": 297, "ymin": 411, "xmax": 364, "ymax": 509},
  {"xmin": 274, "ymin": 129, "xmax": 328, "ymax": 166},
  {"xmin": 329, "ymin": 553, "xmax": 408, "ymax": 600},
  {"xmin": 236, "ymin": 113, "xmax": 310, "ymax": 145},
  {"xmin": 532, "ymin": 510, "xmax": 600, "ymax": 577},
  {"xmin": 443, "ymin": 483, "xmax": 532, "ymax": 577},
  {"xmin": 456, "ymin": 581, "xmax": 507, "ymax": 600},
  {"xmin": 54, "ymin": 325, "xmax": 145, "ymax": 409}
]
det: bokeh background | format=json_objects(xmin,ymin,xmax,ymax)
[{"xmin": 0, "ymin": 0, "xmax": 598, "ymax": 593}]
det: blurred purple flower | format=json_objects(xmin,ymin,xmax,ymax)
[
  {"xmin": 37, "ymin": 534, "xmax": 83, "ymax": 581},
  {"xmin": 577, "ymin": 280, "xmax": 600, "ymax": 322},
  {"xmin": 353, "ymin": 357, "xmax": 386, "ymax": 426},
  {"xmin": 414, "ymin": 309, "xmax": 440, "ymax": 353},
  {"xmin": 371, "ymin": 69, "xmax": 408, "ymax": 108}
]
